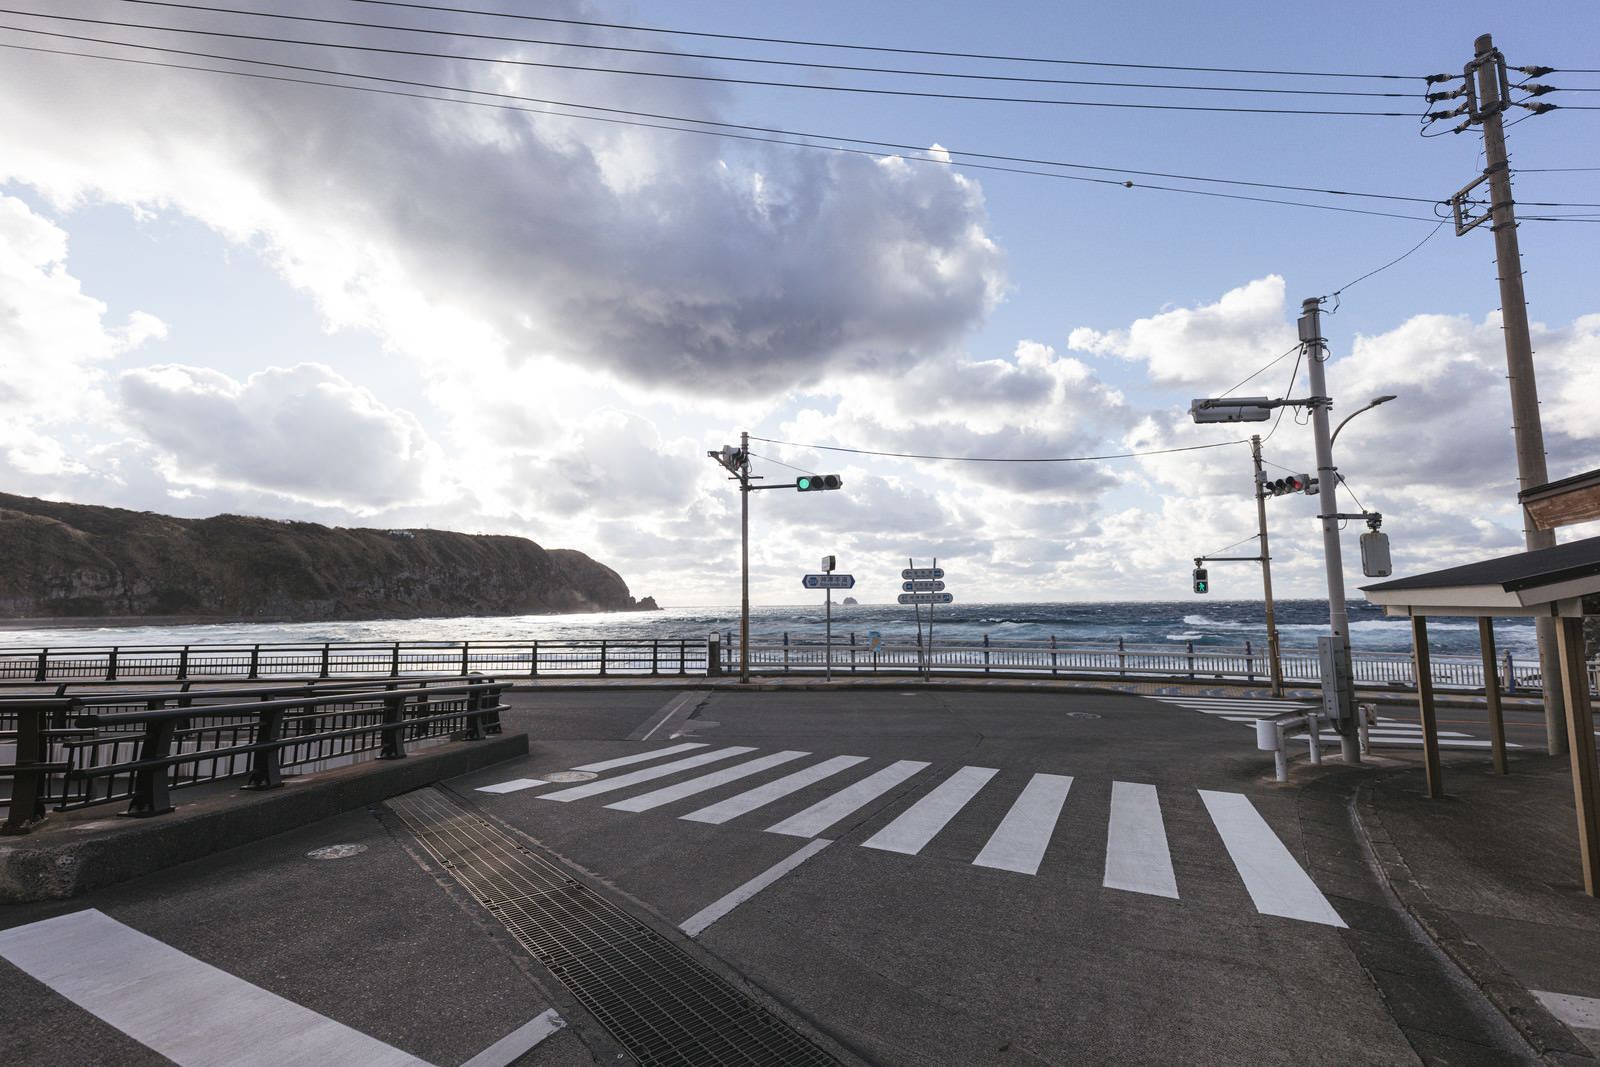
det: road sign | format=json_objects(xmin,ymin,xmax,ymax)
[
  {"xmin": 897, "ymin": 592, "xmax": 953, "ymax": 605},
  {"xmin": 901, "ymin": 580, "xmax": 945, "ymax": 592},
  {"xmin": 803, "ymin": 574, "xmax": 855, "ymax": 590},
  {"xmin": 901, "ymin": 567, "xmax": 945, "ymax": 580}
]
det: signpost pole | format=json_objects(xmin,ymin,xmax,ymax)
[
  {"xmin": 826, "ymin": 586, "xmax": 833, "ymax": 681},
  {"xmin": 928, "ymin": 557, "xmax": 937, "ymax": 681}
]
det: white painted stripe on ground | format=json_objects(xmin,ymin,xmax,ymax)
[
  {"xmin": 1104, "ymin": 781, "xmax": 1179, "ymax": 899},
  {"xmin": 632, "ymin": 692, "xmax": 700, "ymax": 742},
  {"xmin": 972, "ymin": 773, "xmax": 1073, "ymax": 876},
  {"xmin": 861, "ymin": 766, "xmax": 998, "ymax": 855},
  {"xmin": 605, "ymin": 751, "xmax": 811, "ymax": 813},
  {"xmin": 679, "ymin": 755, "xmax": 869, "ymax": 825},
  {"xmin": 1198, "ymin": 790, "xmax": 1346, "ymax": 927},
  {"xmin": 1532, "ymin": 990, "xmax": 1600, "ymax": 1030},
  {"xmin": 765, "ymin": 760, "xmax": 930, "ymax": 838},
  {"xmin": 475, "ymin": 778, "xmax": 547, "ymax": 794},
  {"xmin": 679, "ymin": 839, "xmax": 833, "ymax": 937},
  {"xmin": 570, "ymin": 742, "xmax": 708, "ymax": 772},
  {"xmin": 0, "ymin": 909, "xmax": 435, "ymax": 1067},
  {"xmin": 459, "ymin": 1009, "xmax": 567, "ymax": 1067},
  {"xmin": 539, "ymin": 747, "xmax": 756, "ymax": 802}
]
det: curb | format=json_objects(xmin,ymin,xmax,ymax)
[
  {"xmin": 0, "ymin": 733, "xmax": 528, "ymax": 904},
  {"xmin": 1351, "ymin": 778, "xmax": 1599, "ymax": 1066}
]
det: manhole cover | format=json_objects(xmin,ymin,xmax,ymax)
[
  {"xmin": 1065, "ymin": 711, "xmax": 1102, "ymax": 719},
  {"xmin": 544, "ymin": 771, "xmax": 599, "ymax": 783},
  {"xmin": 307, "ymin": 843, "xmax": 368, "ymax": 860}
]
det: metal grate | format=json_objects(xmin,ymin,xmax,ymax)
[{"xmin": 387, "ymin": 788, "xmax": 842, "ymax": 1067}]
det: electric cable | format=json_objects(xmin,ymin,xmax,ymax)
[{"xmin": 748, "ymin": 435, "xmax": 1249, "ymax": 464}]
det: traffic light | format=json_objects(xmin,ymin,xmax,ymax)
[
  {"xmin": 1260, "ymin": 473, "xmax": 1318, "ymax": 497},
  {"xmin": 796, "ymin": 474, "xmax": 842, "ymax": 492},
  {"xmin": 1192, "ymin": 567, "xmax": 1209, "ymax": 594}
]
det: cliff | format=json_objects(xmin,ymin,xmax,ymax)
[{"xmin": 0, "ymin": 493, "xmax": 657, "ymax": 621}]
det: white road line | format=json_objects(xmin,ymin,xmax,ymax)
[
  {"xmin": 605, "ymin": 751, "xmax": 811, "ymax": 813},
  {"xmin": 459, "ymin": 1009, "xmax": 567, "ymax": 1067},
  {"xmin": 1532, "ymin": 990, "xmax": 1600, "ymax": 1031},
  {"xmin": 1103, "ymin": 781, "xmax": 1179, "ymax": 899},
  {"xmin": 539, "ymin": 747, "xmax": 756, "ymax": 802},
  {"xmin": 475, "ymin": 778, "xmax": 547, "ymax": 794},
  {"xmin": 765, "ymin": 760, "xmax": 930, "ymax": 838},
  {"xmin": 0, "ymin": 909, "xmax": 435, "ymax": 1067},
  {"xmin": 679, "ymin": 755, "xmax": 869, "ymax": 825},
  {"xmin": 972, "ymin": 773, "xmax": 1073, "ymax": 876},
  {"xmin": 1198, "ymin": 790, "xmax": 1346, "ymax": 927},
  {"xmin": 679, "ymin": 839, "xmax": 834, "ymax": 937},
  {"xmin": 861, "ymin": 765, "xmax": 998, "ymax": 855},
  {"xmin": 570, "ymin": 742, "xmax": 708, "ymax": 772}
]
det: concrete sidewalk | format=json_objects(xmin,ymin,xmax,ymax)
[{"xmin": 1353, "ymin": 752, "xmax": 1600, "ymax": 1065}]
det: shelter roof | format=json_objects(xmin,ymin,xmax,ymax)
[{"xmin": 1361, "ymin": 534, "xmax": 1600, "ymax": 618}]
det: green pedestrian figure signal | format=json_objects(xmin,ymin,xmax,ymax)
[{"xmin": 1193, "ymin": 566, "xmax": 1209, "ymax": 594}]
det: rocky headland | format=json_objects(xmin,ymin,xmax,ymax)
[{"xmin": 0, "ymin": 493, "xmax": 657, "ymax": 622}]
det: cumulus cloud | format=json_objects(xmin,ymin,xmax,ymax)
[
  {"xmin": 118, "ymin": 363, "xmax": 438, "ymax": 509},
  {"xmin": 0, "ymin": 0, "xmax": 1007, "ymax": 397}
]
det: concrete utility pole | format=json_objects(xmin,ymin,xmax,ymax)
[
  {"xmin": 1299, "ymin": 298, "xmax": 1359, "ymax": 763},
  {"xmin": 1474, "ymin": 34, "xmax": 1564, "ymax": 753},
  {"xmin": 1250, "ymin": 435, "xmax": 1286, "ymax": 697}
]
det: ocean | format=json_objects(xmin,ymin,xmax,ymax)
[{"xmin": 0, "ymin": 600, "xmax": 1538, "ymax": 662}]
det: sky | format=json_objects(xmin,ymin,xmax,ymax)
[{"xmin": 1, "ymin": 0, "xmax": 1597, "ymax": 609}]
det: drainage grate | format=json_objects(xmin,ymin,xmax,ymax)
[{"xmin": 388, "ymin": 787, "xmax": 843, "ymax": 1067}]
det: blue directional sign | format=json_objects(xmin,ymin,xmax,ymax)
[
  {"xmin": 803, "ymin": 573, "xmax": 855, "ymax": 590},
  {"xmin": 897, "ymin": 592, "xmax": 953, "ymax": 605},
  {"xmin": 902, "ymin": 580, "xmax": 945, "ymax": 593},
  {"xmin": 901, "ymin": 567, "xmax": 945, "ymax": 580}
]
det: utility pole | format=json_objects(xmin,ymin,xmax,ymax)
[
  {"xmin": 1438, "ymin": 34, "xmax": 1565, "ymax": 752},
  {"xmin": 739, "ymin": 429, "xmax": 750, "ymax": 684},
  {"xmin": 1251, "ymin": 435, "xmax": 1285, "ymax": 697},
  {"xmin": 1299, "ymin": 298, "xmax": 1359, "ymax": 763}
]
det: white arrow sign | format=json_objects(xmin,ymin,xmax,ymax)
[
  {"xmin": 901, "ymin": 567, "xmax": 945, "ymax": 580},
  {"xmin": 898, "ymin": 592, "xmax": 953, "ymax": 605},
  {"xmin": 902, "ymin": 580, "xmax": 945, "ymax": 592},
  {"xmin": 803, "ymin": 573, "xmax": 855, "ymax": 590}
]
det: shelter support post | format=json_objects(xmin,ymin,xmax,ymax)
[
  {"xmin": 1478, "ymin": 618, "xmax": 1509, "ymax": 775},
  {"xmin": 1411, "ymin": 616, "xmax": 1444, "ymax": 800},
  {"xmin": 1556, "ymin": 616, "xmax": 1600, "ymax": 896}
]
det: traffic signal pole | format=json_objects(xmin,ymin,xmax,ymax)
[
  {"xmin": 1300, "ymin": 298, "xmax": 1359, "ymax": 763},
  {"xmin": 1251, "ymin": 435, "xmax": 1286, "ymax": 697},
  {"xmin": 740, "ymin": 430, "xmax": 750, "ymax": 684}
]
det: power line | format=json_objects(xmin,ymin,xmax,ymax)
[
  {"xmin": 0, "ymin": 34, "xmax": 1443, "ymax": 222},
  {"xmin": 748, "ymin": 435, "xmax": 1248, "ymax": 464},
  {"xmin": 87, "ymin": 0, "xmax": 1421, "ymax": 100},
  {"xmin": 0, "ymin": 11, "xmax": 1420, "ymax": 116},
  {"xmin": 339, "ymin": 0, "xmax": 1424, "ymax": 82}
]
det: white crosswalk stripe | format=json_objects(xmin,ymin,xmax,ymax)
[
  {"xmin": 1149, "ymin": 694, "xmax": 1518, "ymax": 750},
  {"xmin": 477, "ymin": 743, "xmax": 1346, "ymax": 926}
]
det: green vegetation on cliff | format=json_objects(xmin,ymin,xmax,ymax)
[{"xmin": 0, "ymin": 493, "xmax": 656, "ymax": 620}]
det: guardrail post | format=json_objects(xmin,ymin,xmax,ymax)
[
  {"xmin": 850, "ymin": 632, "xmax": 857, "ymax": 674},
  {"xmin": 983, "ymin": 633, "xmax": 991, "ymax": 674},
  {"xmin": 1, "ymin": 702, "xmax": 56, "ymax": 833},
  {"xmin": 530, "ymin": 642, "xmax": 539, "ymax": 678},
  {"xmin": 178, "ymin": 646, "xmax": 190, "ymax": 681},
  {"xmin": 1051, "ymin": 635, "xmax": 1058, "ymax": 675},
  {"xmin": 707, "ymin": 633, "xmax": 721, "ymax": 676},
  {"xmin": 379, "ymin": 693, "xmax": 406, "ymax": 759},
  {"xmin": 1503, "ymin": 651, "xmax": 1516, "ymax": 693},
  {"xmin": 248, "ymin": 644, "xmax": 260, "ymax": 680},
  {"xmin": 1118, "ymin": 637, "xmax": 1126, "ymax": 677},
  {"xmin": 390, "ymin": 643, "xmax": 400, "ymax": 678},
  {"xmin": 599, "ymin": 640, "xmax": 609, "ymax": 677},
  {"xmin": 460, "ymin": 641, "xmax": 471, "ymax": 676},
  {"xmin": 1186, "ymin": 639, "xmax": 1195, "ymax": 680},
  {"xmin": 125, "ymin": 699, "xmax": 178, "ymax": 816},
  {"xmin": 34, "ymin": 649, "xmax": 48, "ymax": 683},
  {"xmin": 783, "ymin": 631, "xmax": 790, "ymax": 672},
  {"xmin": 319, "ymin": 643, "xmax": 330, "ymax": 679},
  {"xmin": 244, "ymin": 697, "xmax": 286, "ymax": 790},
  {"xmin": 651, "ymin": 639, "xmax": 660, "ymax": 676},
  {"xmin": 1245, "ymin": 640, "xmax": 1255, "ymax": 684},
  {"xmin": 678, "ymin": 638, "xmax": 687, "ymax": 676},
  {"xmin": 106, "ymin": 648, "xmax": 118, "ymax": 682}
]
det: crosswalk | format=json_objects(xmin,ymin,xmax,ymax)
[
  {"xmin": 1148, "ymin": 694, "xmax": 1521, "ymax": 751},
  {"xmin": 476, "ymin": 743, "xmax": 1347, "ymax": 927}
]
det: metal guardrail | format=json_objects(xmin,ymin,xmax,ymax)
[
  {"xmin": 0, "ymin": 676, "xmax": 507, "ymax": 831},
  {"xmin": 0, "ymin": 635, "xmax": 1582, "ymax": 694}
]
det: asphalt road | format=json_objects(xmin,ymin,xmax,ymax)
[{"xmin": 0, "ymin": 685, "xmax": 1545, "ymax": 1066}]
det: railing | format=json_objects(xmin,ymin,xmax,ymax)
[
  {"xmin": 0, "ymin": 676, "xmax": 507, "ymax": 831},
  {"xmin": 0, "ymin": 635, "xmax": 1582, "ymax": 696}
]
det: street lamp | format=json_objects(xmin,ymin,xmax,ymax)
[{"xmin": 1330, "ymin": 394, "xmax": 1397, "ymax": 448}]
